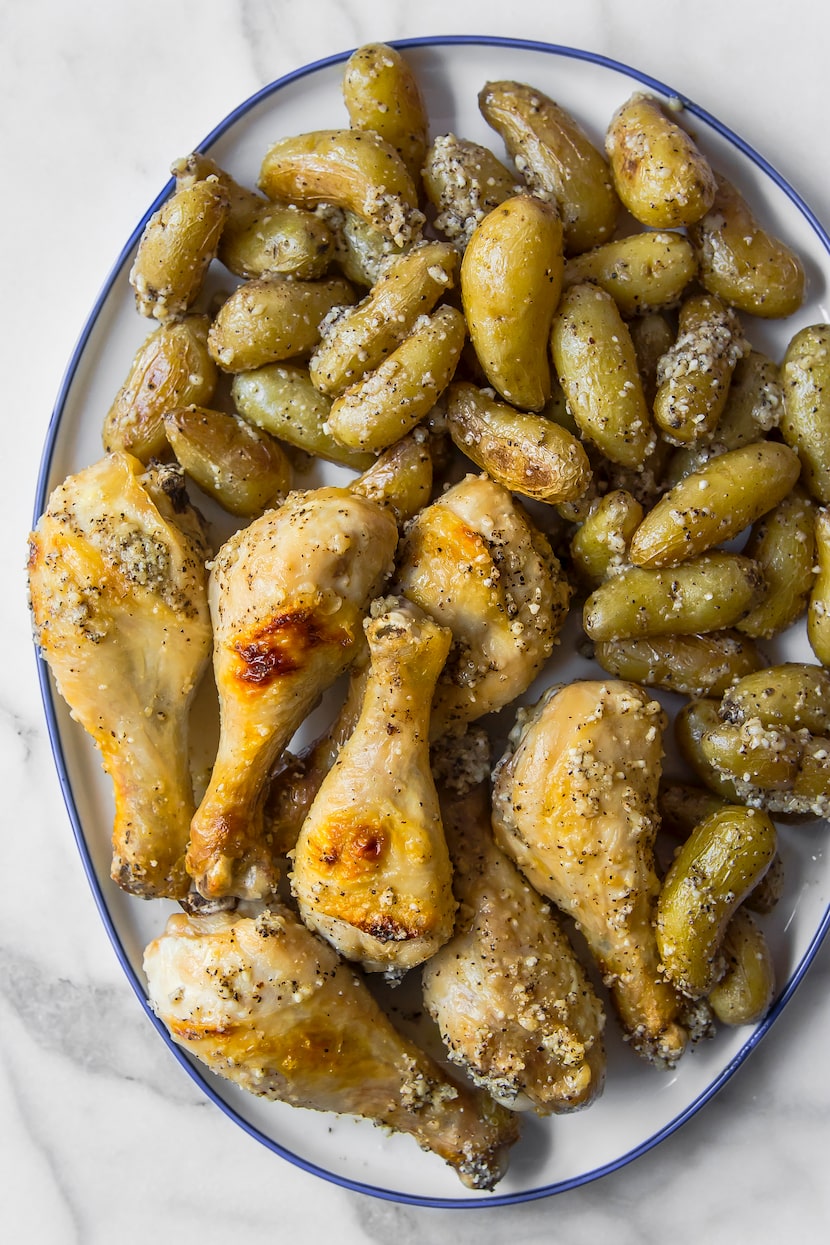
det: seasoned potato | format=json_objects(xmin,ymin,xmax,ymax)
[
  {"xmin": 461, "ymin": 194, "xmax": 563, "ymax": 411},
  {"xmin": 628, "ymin": 440, "xmax": 801, "ymax": 568},
  {"xmin": 808, "ymin": 506, "xmax": 830, "ymax": 666},
  {"xmin": 163, "ymin": 405, "xmax": 291, "ymax": 517},
  {"xmin": 328, "ymin": 304, "xmax": 466, "ymax": 452},
  {"xmin": 422, "ymin": 134, "xmax": 517, "ymax": 246},
  {"xmin": 689, "ymin": 174, "xmax": 805, "ymax": 318},
  {"xmin": 207, "ymin": 276, "xmax": 355, "ymax": 373},
  {"xmin": 445, "ymin": 381, "xmax": 591, "ymax": 505},
  {"xmin": 258, "ymin": 129, "xmax": 423, "ymax": 246},
  {"xmin": 130, "ymin": 177, "xmax": 229, "ymax": 320},
  {"xmin": 479, "ymin": 80, "xmax": 619, "ymax": 254},
  {"xmin": 675, "ymin": 699, "xmax": 746, "ymax": 802},
  {"xmin": 349, "ymin": 432, "xmax": 433, "ymax": 525},
  {"xmin": 219, "ymin": 201, "xmax": 334, "ymax": 280},
  {"xmin": 738, "ymin": 491, "xmax": 816, "ymax": 639},
  {"xmin": 664, "ymin": 350, "xmax": 783, "ymax": 484},
  {"xmin": 719, "ymin": 662, "xmax": 830, "ymax": 735},
  {"xmin": 583, "ymin": 553, "xmax": 764, "ymax": 642},
  {"xmin": 605, "ymin": 93, "xmax": 716, "ymax": 228},
  {"xmin": 699, "ymin": 716, "xmax": 830, "ymax": 816},
  {"xmin": 342, "ymin": 43, "xmax": 428, "ymax": 183},
  {"xmin": 569, "ymin": 490, "xmax": 643, "ymax": 586},
  {"xmin": 594, "ymin": 630, "xmax": 765, "ymax": 698},
  {"xmin": 563, "ymin": 231, "xmax": 696, "ymax": 318},
  {"xmin": 102, "ymin": 315, "xmax": 217, "ymax": 462},
  {"xmin": 629, "ymin": 311, "xmax": 676, "ymax": 407},
  {"xmin": 707, "ymin": 908, "xmax": 775, "ymax": 1026},
  {"xmin": 653, "ymin": 293, "xmax": 748, "ymax": 444},
  {"xmin": 550, "ymin": 282, "xmax": 656, "ymax": 468},
  {"xmin": 656, "ymin": 804, "xmax": 777, "ymax": 999},
  {"xmin": 326, "ymin": 208, "xmax": 402, "ymax": 287},
  {"xmin": 231, "ymin": 363, "xmax": 373, "ymax": 470},
  {"xmin": 310, "ymin": 241, "xmax": 458, "ymax": 395},
  {"xmin": 659, "ymin": 784, "xmax": 783, "ymax": 914},
  {"xmin": 780, "ymin": 324, "xmax": 830, "ymax": 504}
]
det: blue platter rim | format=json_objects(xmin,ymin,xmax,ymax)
[{"xmin": 32, "ymin": 32, "xmax": 830, "ymax": 1210}]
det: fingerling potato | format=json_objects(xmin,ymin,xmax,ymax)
[
  {"xmin": 605, "ymin": 93, "xmax": 716, "ymax": 228},
  {"xmin": 461, "ymin": 194, "xmax": 564, "ymax": 411},
  {"xmin": 130, "ymin": 177, "xmax": 229, "ymax": 320},
  {"xmin": 689, "ymin": 173, "xmax": 805, "ymax": 318},
  {"xmin": 550, "ymin": 282, "xmax": 655, "ymax": 467},
  {"xmin": 342, "ymin": 43, "xmax": 428, "ymax": 183},
  {"xmin": 445, "ymin": 381, "xmax": 592, "ymax": 504},
  {"xmin": 480, "ymin": 80, "xmax": 619, "ymax": 254}
]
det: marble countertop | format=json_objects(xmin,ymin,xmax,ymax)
[{"xmin": 5, "ymin": 1, "xmax": 829, "ymax": 1241}]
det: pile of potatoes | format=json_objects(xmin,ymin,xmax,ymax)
[{"xmin": 101, "ymin": 42, "xmax": 830, "ymax": 1032}]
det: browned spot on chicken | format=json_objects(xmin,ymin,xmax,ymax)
[{"xmin": 233, "ymin": 609, "xmax": 352, "ymax": 686}]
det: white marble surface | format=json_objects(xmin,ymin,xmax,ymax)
[{"xmin": 5, "ymin": 0, "xmax": 830, "ymax": 1240}]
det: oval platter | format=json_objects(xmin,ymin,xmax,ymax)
[{"xmin": 33, "ymin": 35, "xmax": 830, "ymax": 1207}]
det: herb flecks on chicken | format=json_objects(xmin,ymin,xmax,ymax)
[{"xmin": 28, "ymin": 452, "xmax": 212, "ymax": 899}]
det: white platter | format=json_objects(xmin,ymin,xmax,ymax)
[{"xmin": 33, "ymin": 35, "xmax": 830, "ymax": 1207}]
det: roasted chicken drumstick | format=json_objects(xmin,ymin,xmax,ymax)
[
  {"xmin": 291, "ymin": 597, "xmax": 456, "ymax": 974},
  {"xmin": 493, "ymin": 680, "xmax": 688, "ymax": 1067},
  {"xmin": 423, "ymin": 730, "xmax": 606, "ymax": 1113},
  {"xmin": 144, "ymin": 904, "xmax": 520, "ymax": 1189},
  {"xmin": 187, "ymin": 485, "xmax": 397, "ymax": 902},
  {"xmin": 28, "ymin": 452, "xmax": 212, "ymax": 899}
]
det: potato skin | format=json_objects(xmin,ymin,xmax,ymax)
[
  {"xmin": 570, "ymin": 490, "xmax": 643, "ymax": 585},
  {"xmin": 461, "ymin": 194, "xmax": 564, "ymax": 411},
  {"xmin": 583, "ymin": 553, "xmax": 764, "ymax": 642},
  {"xmin": 231, "ymin": 363, "xmax": 372, "ymax": 471},
  {"xmin": 445, "ymin": 381, "xmax": 591, "ymax": 505},
  {"xmin": 342, "ymin": 43, "xmax": 428, "ymax": 183},
  {"xmin": 163, "ymin": 405, "xmax": 291, "ymax": 517},
  {"xmin": 780, "ymin": 324, "xmax": 830, "ymax": 504},
  {"xmin": 550, "ymin": 282, "xmax": 655, "ymax": 468},
  {"xmin": 720, "ymin": 662, "xmax": 830, "ymax": 736},
  {"xmin": 738, "ymin": 490, "xmax": 816, "ymax": 640},
  {"xmin": 328, "ymin": 305, "xmax": 466, "ymax": 452},
  {"xmin": 605, "ymin": 93, "xmax": 716, "ymax": 228},
  {"xmin": 628, "ymin": 440, "xmax": 801, "ymax": 568},
  {"xmin": 310, "ymin": 241, "xmax": 458, "ymax": 395},
  {"xmin": 208, "ymin": 277, "xmax": 356, "ymax": 373},
  {"xmin": 479, "ymin": 80, "xmax": 619, "ymax": 254},
  {"xmin": 653, "ymin": 293, "xmax": 748, "ymax": 445},
  {"xmin": 562, "ymin": 231, "xmax": 696, "ymax": 318},
  {"xmin": 422, "ymin": 134, "xmax": 516, "ymax": 246},
  {"xmin": 656, "ymin": 805, "xmax": 777, "ymax": 999},
  {"xmin": 808, "ymin": 507, "xmax": 830, "ymax": 666},
  {"xmin": 594, "ymin": 630, "xmax": 765, "ymax": 699},
  {"xmin": 708, "ymin": 908, "xmax": 775, "ymax": 1026},
  {"xmin": 689, "ymin": 174, "xmax": 805, "ymax": 318},
  {"xmin": 219, "ymin": 201, "xmax": 334, "ymax": 280},
  {"xmin": 130, "ymin": 177, "xmax": 229, "ymax": 320},
  {"xmin": 258, "ymin": 129, "xmax": 423, "ymax": 246},
  {"xmin": 102, "ymin": 315, "xmax": 217, "ymax": 462}
]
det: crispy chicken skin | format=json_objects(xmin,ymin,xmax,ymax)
[
  {"xmin": 144, "ymin": 905, "xmax": 519, "ymax": 1190},
  {"xmin": 28, "ymin": 452, "xmax": 212, "ymax": 899},
  {"xmin": 422, "ymin": 731, "xmax": 606, "ymax": 1113},
  {"xmin": 492, "ymin": 681, "xmax": 688, "ymax": 1067},
  {"xmin": 186, "ymin": 487, "xmax": 397, "ymax": 902},
  {"xmin": 395, "ymin": 474, "xmax": 570, "ymax": 737},
  {"xmin": 291, "ymin": 598, "xmax": 457, "ymax": 974}
]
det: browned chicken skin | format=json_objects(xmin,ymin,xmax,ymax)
[
  {"xmin": 492, "ymin": 680, "xmax": 688, "ymax": 1067},
  {"xmin": 291, "ymin": 598, "xmax": 457, "ymax": 974},
  {"xmin": 186, "ymin": 486, "xmax": 398, "ymax": 902},
  {"xmin": 28, "ymin": 452, "xmax": 212, "ymax": 899},
  {"xmin": 423, "ymin": 731, "xmax": 607, "ymax": 1113},
  {"xmin": 144, "ymin": 904, "xmax": 520, "ymax": 1189}
]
